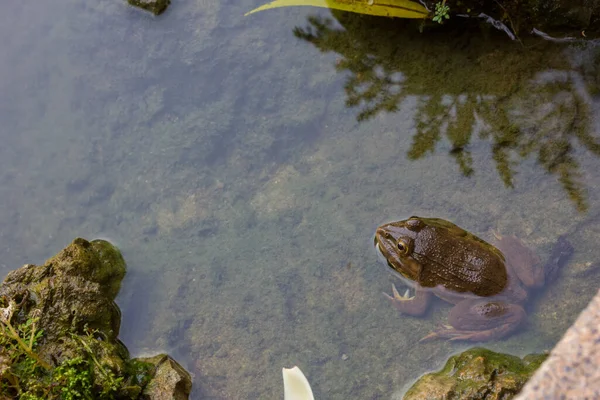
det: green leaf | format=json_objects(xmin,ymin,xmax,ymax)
[{"xmin": 245, "ymin": 0, "xmax": 429, "ymax": 19}]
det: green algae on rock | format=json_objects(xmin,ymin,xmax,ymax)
[
  {"xmin": 403, "ymin": 347, "xmax": 547, "ymax": 400},
  {"xmin": 128, "ymin": 0, "xmax": 171, "ymax": 15},
  {"xmin": 0, "ymin": 238, "xmax": 191, "ymax": 399},
  {"xmin": 1, "ymin": 238, "xmax": 126, "ymax": 344}
]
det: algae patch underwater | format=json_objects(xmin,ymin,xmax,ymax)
[{"xmin": 245, "ymin": 0, "xmax": 428, "ymax": 19}]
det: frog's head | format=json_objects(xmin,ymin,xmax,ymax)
[{"xmin": 374, "ymin": 216, "xmax": 425, "ymax": 282}]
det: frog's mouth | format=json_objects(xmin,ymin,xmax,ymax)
[{"xmin": 374, "ymin": 239, "xmax": 416, "ymax": 290}]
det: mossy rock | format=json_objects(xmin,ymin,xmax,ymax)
[
  {"xmin": 136, "ymin": 354, "xmax": 192, "ymax": 399},
  {"xmin": 127, "ymin": 0, "xmax": 171, "ymax": 15},
  {"xmin": 403, "ymin": 347, "xmax": 547, "ymax": 400},
  {"xmin": 1, "ymin": 238, "xmax": 126, "ymax": 343},
  {"xmin": 0, "ymin": 238, "xmax": 191, "ymax": 399}
]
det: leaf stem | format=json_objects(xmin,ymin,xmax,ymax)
[{"xmin": 2, "ymin": 321, "xmax": 51, "ymax": 371}]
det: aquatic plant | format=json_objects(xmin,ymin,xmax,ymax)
[
  {"xmin": 51, "ymin": 358, "xmax": 93, "ymax": 400},
  {"xmin": 432, "ymin": 0, "xmax": 449, "ymax": 23}
]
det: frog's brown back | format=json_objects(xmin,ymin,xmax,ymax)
[{"xmin": 412, "ymin": 221, "xmax": 508, "ymax": 297}]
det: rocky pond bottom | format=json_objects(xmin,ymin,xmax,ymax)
[{"xmin": 2, "ymin": 238, "xmax": 595, "ymax": 400}]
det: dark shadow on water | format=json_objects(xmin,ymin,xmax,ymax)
[{"xmin": 293, "ymin": 15, "xmax": 600, "ymax": 212}]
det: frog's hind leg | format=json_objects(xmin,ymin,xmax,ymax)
[
  {"xmin": 420, "ymin": 299, "xmax": 526, "ymax": 342},
  {"xmin": 493, "ymin": 232, "xmax": 545, "ymax": 289}
]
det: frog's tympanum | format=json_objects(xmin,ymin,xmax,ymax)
[{"xmin": 374, "ymin": 216, "xmax": 573, "ymax": 342}]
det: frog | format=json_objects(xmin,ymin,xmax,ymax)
[{"xmin": 374, "ymin": 216, "xmax": 573, "ymax": 342}]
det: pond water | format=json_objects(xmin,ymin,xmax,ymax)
[{"xmin": 2, "ymin": 1, "xmax": 600, "ymax": 398}]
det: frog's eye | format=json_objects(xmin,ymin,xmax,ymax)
[{"xmin": 396, "ymin": 240, "xmax": 410, "ymax": 255}]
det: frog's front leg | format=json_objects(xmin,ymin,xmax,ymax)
[
  {"xmin": 420, "ymin": 299, "xmax": 526, "ymax": 342},
  {"xmin": 383, "ymin": 284, "xmax": 432, "ymax": 316}
]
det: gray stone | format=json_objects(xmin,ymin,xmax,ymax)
[
  {"xmin": 516, "ymin": 288, "xmax": 600, "ymax": 399},
  {"xmin": 138, "ymin": 354, "xmax": 193, "ymax": 400}
]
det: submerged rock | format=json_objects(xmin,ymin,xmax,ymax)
[
  {"xmin": 128, "ymin": 0, "xmax": 171, "ymax": 15},
  {"xmin": 0, "ymin": 238, "xmax": 191, "ymax": 399},
  {"xmin": 403, "ymin": 347, "xmax": 546, "ymax": 400},
  {"xmin": 138, "ymin": 354, "xmax": 192, "ymax": 400}
]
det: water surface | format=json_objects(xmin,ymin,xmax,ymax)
[{"xmin": 2, "ymin": 1, "xmax": 600, "ymax": 399}]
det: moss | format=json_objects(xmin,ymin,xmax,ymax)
[
  {"xmin": 89, "ymin": 239, "xmax": 127, "ymax": 300},
  {"xmin": 3, "ymin": 239, "xmax": 125, "ymax": 344},
  {"xmin": 404, "ymin": 347, "xmax": 547, "ymax": 400}
]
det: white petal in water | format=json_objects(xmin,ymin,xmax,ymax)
[{"xmin": 283, "ymin": 366, "xmax": 315, "ymax": 400}]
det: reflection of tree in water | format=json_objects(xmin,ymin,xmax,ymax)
[{"xmin": 294, "ymin": 15, "xmax": 600, "ymax": 212}]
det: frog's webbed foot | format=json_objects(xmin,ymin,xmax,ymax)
[
  {"xmin": 543, "ymin": 235, "xmax": 574, "ymax": 285},
  {"xmin": 383, "ymin": 284, "xmax": 431, "ymax": 316},
  {"xmin": 420, "ymin": 299, "xmax": 526, "ymax": 342}
]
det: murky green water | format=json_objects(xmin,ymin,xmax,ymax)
[{"xmin": 2, "ymin": 1, "xmax": 600, "ymax": 398}]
